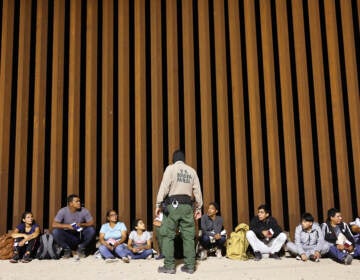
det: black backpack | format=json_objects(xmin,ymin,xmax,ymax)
[{"xmin": 36, "ymin": 233, "xmax": 62, "ymax": 259}]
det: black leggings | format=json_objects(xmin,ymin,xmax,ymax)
[{"xmin": 14, "ymin": 237, "xmax": 39, "ymax": 257}]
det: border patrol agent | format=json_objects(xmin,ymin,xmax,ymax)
[{"xmin": 155, "ymin": 150, "xmax": 203, "ymax": 274}]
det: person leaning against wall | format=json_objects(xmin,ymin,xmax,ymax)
[
  {"xmin": 52, "ymin": 194, "xmax": 96, "ymax": 260},
  {"xmin": 10, "ymin": 211, "xmax": 40, "ymax": 263},
  {"xmin": 246, "ymin": 204, "xmax": 287, "ymax": 261},
  {"xmin": 322, "ymin": 208, "xmax": 360, "ymax": 265},
  {"xmin": 286, "ymin": 212, "xmax": 329, "ymax": 262},
  {"xmin": 154, "ymin": 149, "xmax": 203, "ymax": 274}
]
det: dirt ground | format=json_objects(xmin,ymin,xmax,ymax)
[{"xmin": 1, "ymin": 254, "xmax": 360, "ymax": 280}]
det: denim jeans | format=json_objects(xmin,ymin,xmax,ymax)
[
  {"xmin": 126, "ymin": 248, "xmax": 153, "ymax": 259},
  {"xmin": 200, "ymin": 234, "xmax": 226, "ymax": 250},
  {"xmin": 52, "ymin": 227, "xmax": 96, "ymax": 251},
  {"xmin": 328, "ymin": 244, "xmax": 360, "ymax": 262},
  {"xmin": 99, "ymin": 243, "xmax": 128, "ymax": 259}
]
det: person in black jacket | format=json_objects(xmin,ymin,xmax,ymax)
[
  {"xmin": 246, "ymin": 204, "xmax": 287, "ymax": 260},
  {"xmin": 322, "ymin": 208, "xmax": 360, "ymax": 265}
]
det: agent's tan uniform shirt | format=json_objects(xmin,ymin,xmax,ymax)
[{"xmin": 156, "ymin": 161, "xmax": 203, "ymax": 209}]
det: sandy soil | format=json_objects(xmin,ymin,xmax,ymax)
[{"xmin": 1, "ymin": 255, "xmax": 360, "ymax": 280}]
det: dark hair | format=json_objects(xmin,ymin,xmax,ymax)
[
  {"xmin": 327, "ymin": 208, "xmax": 340, "ymax": 223},
  {"xmin": 172, "ymin": 150, "xmax": 185, "ymax": 163},
  {"xmin": 258, "ymin": 204, "xmax": 271, "ymax": 215},
  {"xmin": 209, "ymin": 202, "xmax": 220, "ymax": 216},
  {"xmin": 209, "ymin": 202, "xmax": 220, "ymax": 212},
  {"xmin": 301, "ymin": 212, "xmax": 314, "ymax": 222},
  {"xmin": 67, "ymin": 194, "xmax": 79, "ymax": 204},
  {"xmin": 132, "ymin": 218, "xmax": 143, "ymax": 230},
  {"xmin": 21, "ymin": 211, "xmax": 35, "ymax": 225},
  {"xmin": 105, "ymin": 209, "xmax": 118, "ymax": 222}
]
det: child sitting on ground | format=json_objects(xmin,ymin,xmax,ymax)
[{"xmin": 124, "ymin": 218, "xmax": 153, "ymax": 260}]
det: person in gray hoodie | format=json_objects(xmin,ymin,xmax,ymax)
[{"xmin": 287, "ymin": 212, "xmax": 329, "ymax": 262}]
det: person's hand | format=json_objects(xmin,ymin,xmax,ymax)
[
  {"xmin": 346, "ymin": 245, "xmax": 354, "ymax": 252},
  {"xmin": 301, "ymin": 254, "xmax": 308, "ymax": 261},
  {"xmin": 155, "ymin": 207, "xmax": 162, "ymax": 218},
  {"xmin": 106, "ymin": 244, "xmax": 114, "ymax": 251},
  {"xmin": 314, "ymin": 251, "xmax": 321, "ymax": 259},
  {"xmin": 262, "ymin": 230, "xmax": 271, "ymax": 238},
  {"xmin": 336, "ymin": 244, "xmax": 345, "ymax": 250},
  {"xmin": 194, "ymin": 209, "xmax": 202, "ymax": 220},
  {"xmin": 18, "ymin": 239, "xmax": 26, "ymax": 247},
  {"xmin": 214, "ymin": 233, "xmax": 221, "ymax": 240},
  {"xmin": 68, "ymin": 224, "xmax": 74, "ymax": 230}
]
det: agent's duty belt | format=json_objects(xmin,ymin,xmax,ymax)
[{"xmin": 165, "ymin": 195, "xmax": 193, "ymax": 206}]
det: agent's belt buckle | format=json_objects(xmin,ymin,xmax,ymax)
[{"xmin": 172, "ymin": 200, "xmax": 179, "ymax": 208}]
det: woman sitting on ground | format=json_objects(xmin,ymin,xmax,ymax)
[
  {"xmin": 98, "ymin": 209, "xmax": 130, "ymax": 263},
  {"xmin": 10, "ymin": 211, "xmax": 40, "ymax": 263}
]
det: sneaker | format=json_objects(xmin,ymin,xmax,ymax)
[
  {"xmin": 344, "ymin": 254, "xmax": 353, "ymax": 265},
  {"xmin": 216, "ymin": 248, "xmax": 222, "ymax": 258},
  {"xmin": 309, "ymin": 255, "xmax": 320, "ymax": 262},
  {"xmin": 155, "ymin": 253, "xmax": 164, "ymax": 260},
  {"xmin": 146, "ymin": 254, "xmax": 152, "ymax": 260},
  {"xmin": 21, "ymin": 253, "xmax": 32, "ymax": 263},
  {"xmin": 10, "ymin": 253, "xmax": 20, "ymax": 263},
  {"xmin": 180, "ymin": 265, "xmax": 195, "ymax": 274},
  {"xmin": 254, "ymin": 251, "xmax": 262, "ymax": 261},
  {"xmin": 105, "ymin": 258, "xmax": 118, "ymax": 263},
  {"xmin": 296, "ymin": 255, "xmax": 301, "ymax": 261},
  {"xmin": 269, "ymin": 252, "xmax": 281, "ymax": 260},
  {"xmin": 77, "ymin": 247, "xmax": 86, "ymax": 258},
  {"xmin": 63, "ymin": 249, "xmax": 72, "ymax": 259},
  {"xmin": 122, "ymin": 257, "xmax": 130, "ymax": 263},
  {"xmin": 199, "ymin": 249, "xmax": 207, "ymax": 260},
  {"xmin": 73, "ymin": 254, "xmax": 80, "ymax": 261},
  {"xmin": 158, "ymin": 266, "xmax": 176, "ymax": 274}
]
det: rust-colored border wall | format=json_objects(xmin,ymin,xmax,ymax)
[{"xmin": 0, "ymin": 0, "xmax": 359, "ymax": 234}]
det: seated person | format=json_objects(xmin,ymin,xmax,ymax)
[
  {"xmin": 246, "ymin": 204, "xmax": 287, "ymax": 260},
  {"xmin": 52, "ymin": 194, "xmax": 96, "ymax": 259},
  {"xmin": 322, "ymin": 208, "xmax": 360, "ymax": 265},
  {"xmin": 286, "ymin": 212, "xmax": 329, "ymax": 262},
  {"xmin": 98, "ymin": 209, "xmax": 130, "ymax": 263},
  {"xmin": 10, "ymin": 211, "xmax": 40, "ymax": 263},
  {"xmin": 124, "ymin": 218, "xmax": 153, "ymax": 259},
  {"xmin": 350, "ymin": 217, "xmax": 360, "ymax": 237},
  {"xmin": 199, "ymin": 202, "xmax": 226, "ymax": 259}
]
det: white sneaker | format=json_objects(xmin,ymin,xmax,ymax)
[
  {"xmin": 146, "ymin": 254, "xmax": 152, "ymax": 260},
  {"xmin": 200, "ymin": 249, "xmax": 207, "ymax": 260},
  {"xmin": 216, "ymin": 249, "xmax": 222, "ymax": 258},
  {"xmin": 105, "ymin": 258, "xmax": 118, "ymax": 263},
  {"xmin": 73, "ymin": 254, "xmax": 80, "ymax": 261},
  {"xmin": 122, "ymin": 257, "xmax": 130, "ymax": 263}
]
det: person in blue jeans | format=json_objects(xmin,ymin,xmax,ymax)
[
  {"xmin": 52, "ymin": 194, "xmax": 96, "ymax": 260},
  {"xmin": 98, "ymin": 209, "xmax": 129, "ymax": 263},
  {"xmin": 124, "ymin": 218, "xmax": 153, "ymax": 259},
  {"xmin": 199, "ymin": 202, "xmax": 226, "ymax": 259},
  {"xmin": 322, "ymin": 208, "xmax": 360, "ymax": 265}
]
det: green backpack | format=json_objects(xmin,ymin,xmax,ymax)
[{"xmin": 226, "ymin": 223, "xmax": 250, "ymax": 260}]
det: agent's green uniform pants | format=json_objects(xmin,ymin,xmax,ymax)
[{"xmin": 159, "ymin": 204, "xmax": 196, "ymax": 269}]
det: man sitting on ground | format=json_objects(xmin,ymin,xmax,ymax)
[
  {"xmin": 246, "ymin": 204, "xmax": 287, "ymax": 260},
  {"xmin": 287, "ymin": 212, "xmax": 329, "ymax": 262},
  {"xmin": 52, "ymin": 194, "xmax": 96, "ymax": 260}
]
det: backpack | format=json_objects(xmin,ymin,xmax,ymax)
[
  {"xmin": 226, "ymin": 223, "xmax": 250, "ymax": 260},
  {"xmin": 0, "ymin": 234, "xmax": 14, "ymax": 260},
  {"xmin": 36, "ymin": 233, "xmax": 62, "ymax": 259}
]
